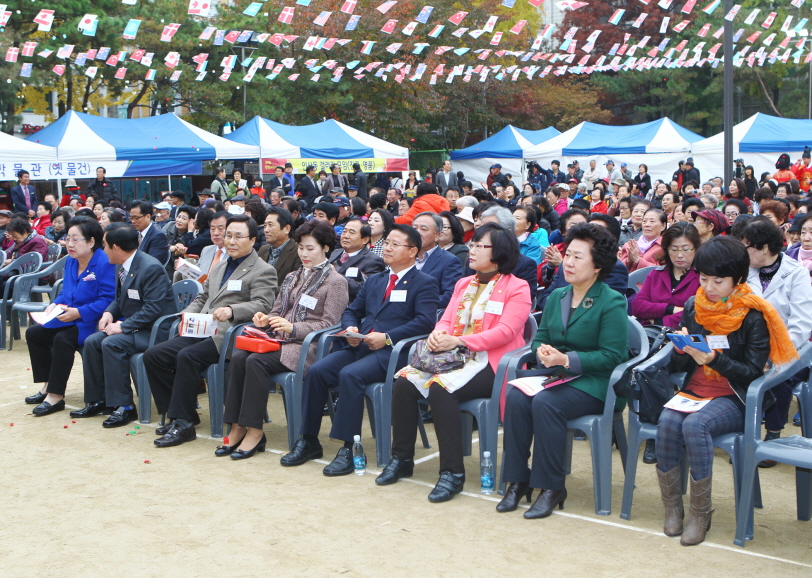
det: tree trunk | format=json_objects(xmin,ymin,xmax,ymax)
[
  {"xmin": 81, "ymin": 78, "xmax": 93, "ymax": 113},
  {"xmin": 127, "ymin": 81, "xmax": 150, "ymax": 118},
  {"xmin": 755, "ymin": 71, "xmax": 783, "ymax": 117},
  {"xmin": 65, "ymin": 69, "xmax": 73, "ymax": 116}
]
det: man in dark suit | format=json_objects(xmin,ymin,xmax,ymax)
[
  {"xmin": 257, "ymin": 206, "xmax": 301, "ymax": 283},
  {"xmin": 86, "ymin": 166, "xmax": 118, "ymax": 203},
  {"xmin": 281, "ymin": 225, "xmax": 439, "ymax": 475},
  {"xmin": 144, "ymin": 214, "xmax": 278, "ymax": 447},
  {"xmin": 75, "ymin": 224, "xmax": 176, "ymax": 427},
  {"xmin": 267, "ymin": 166, "xmax": 292, "ymax": 195},
  {"xmin": 298, "ymin": 165, "xmax": 321, "ymax": 207},
  {"xmin": 435, "ymin": 160, "xmax": 458, "ymax": 194},
  {"xmin": 329, "ymin": 217, "xmax": 386, "ymax": 301},
  {"xmin": 411, "ymin": 212, "xmax": 464, "ymax": 308},
  {"xmin": 11, "ymin": 170, "xmax": 37, "ymax": 218},
  {"xmin": 128, "ymin": 200, "xmax": 170, "ymax": 266},
  {"xmin": 352, "ymin": 163, "xmax": 368, "ymax": 200}
]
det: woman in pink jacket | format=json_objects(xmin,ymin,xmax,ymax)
[
  {"xmin": 620, "ymin": 207, "xmax": 667, "ymax": 272},
  {"xmin": 377, "ymin": 222, "xmax": 532, "ymax": 502}
]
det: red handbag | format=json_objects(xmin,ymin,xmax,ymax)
[{"xmin": 235, "ymin": 335, "xmax": 281, "ymax": 353}]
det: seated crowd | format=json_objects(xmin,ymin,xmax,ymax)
[{"xmin": 12, "ymin": 157, "xmax": 812, "ymax": 546}]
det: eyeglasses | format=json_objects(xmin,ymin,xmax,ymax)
[
  {"xmin": 724, "ymin": 211, "xmax": 740, "ymax": 217},
  {"xmin": 469, "ymin": 243, "xmax": 493, "ymax": 251},
  {"xmin": 65, "ymin": 236, "xmax": 87, "ymax": 244},
  {"xmin": 224, "ymin": 233, "xmax": 250, "ymax": 241},
  {"xmin": 668, "ymin": 247, "xmax": 695, "ymax": 254},
  {"xmin": 382, "ymin": 240, "xmax": 415, "ymax": 249},
  {"xmin": 129, "ymin": 213, "xmax": 148, "ymax": 220}
]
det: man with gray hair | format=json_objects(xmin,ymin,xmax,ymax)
[
  {"xmin": 456, "ymin": 195, "xmax": 478, "ymax": 210},
  {"xmin": 411, "ymin": 211, "xmax": 463, "ymax": 308}
]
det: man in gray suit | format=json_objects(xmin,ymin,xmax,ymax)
[
  {"xmin": 144, "ymin": 214, "xmax": 278, "ymax": 447},
  {"xmin": 328, "ymin": 217, "xmax": 385, "ymax": 301},
  {"xmin": 435, "ymin": 160, "xmax": 458, "ymax": 194},
  {"xmin": 75, "ymin": 224, "xmax": 176, "ymax": 428},
  {"xmin": 257, "ymin": 206, "xmax": 301, "ymax": 283}
]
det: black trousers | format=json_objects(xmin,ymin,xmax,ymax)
[
  {"xmin": 391, "ymin": 364, "xmax": 495, "ymax": 475},
  {"xmin": 143, "ymin": 336, "xmax": 221, "ymax": 423},
  {"xmin": 26, "ymin": 323, "xmax": 80, "ymax": 396},
  {"xmin": 502, "ymin": 384, "xmax": 604, "ymax": 491},
  {"xmin": 764, "ymin": 368, "xmax": 807, "ymax": 431},
  {"xmin": 223, "ymin": 348, "xmax": 290, "ymax": 430}
]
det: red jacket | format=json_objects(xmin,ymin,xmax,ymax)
[
  {"xmin": 33, "ymin": 214, "xmax": 51, "ymax": 236},
  {"xmin": 394, "ymin": 194, "xmax": 450, "ymax": 226}
]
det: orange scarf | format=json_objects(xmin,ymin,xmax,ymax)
[{"xmin": 693, "ymin": 283, "xmax": 798, "ymax": 380}]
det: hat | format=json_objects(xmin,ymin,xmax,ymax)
[
  {"xmin": 330, "ymin": 187, "xmax": 344, "ymax": 194},
  {"xmin": 604, "ymin": 160, "xmax": 614, "ymax": 165},
  {"xmin": 775, "ymin": 153, "xmax": 791, "ymax": 171},
  {"xmin": 551, "ymin": 159, "xmax": 560, "ymax": 166},
  {"xmin": 489, "ymin": 163, "xmax": 502, "ymax": 169},
  {"xmin": 203, "ymin": 198, "xmax": 218, "ymax": 207},
  {"xmin": 694, "ymin": 209, "xmax": 728, "ymax": 235},
  {"xmin": 789, "ymin": 213, "xmax": 808, "ymax": 233},
  {"xmin": 70, "ymin": 195, "xmax": 83, "ymax": 201},
  {"xmin": 65, "ymin": 178, "xmax": 78, "ymax": 188},
  {"xmin": 678, "ymin": 160, "xmax": 686, "ymax": 165},
  {"xmin": 457, "ymin": 206, "xmax": 475, "ymax": 224},
  {"xmin": 612, "ymin": 178, "xmax": 627, "ymax": 186},
  {"xmin": 0, "ymin": 209, "xmax": 13, "ymax": 217},
  {"xmin": 566, "ymin": 163, "xmax": 574, "ymax": 169},
  {"xmin": 567, "ymin": 178, "xmax": 579, "ymax": 184},
  {"xmin": 199, "ymin": 188, "xmax": 213, "ymax": 197},
  {"xmin": 232, "ymin": 194, "xmax": 247, "ymax": 202},
  {"xmin": 154, "ymin": 202, "xmax": 172, "ymax": 210},
  {"xmin": 804, "ymin": 146, "xmax": 811, "ymax": 160},
  {"xmin": 333, "ymin": 197, "xmax": 350, "ymax": 207},
  {"xmin": 555, "ymin": 183, "xmax": 569, "ymax": 191},
  {"xmin": 571, "ymin": 198, "xmax": 590, "ymax": 211},
  {"xmin": 227, "ymin": 205, "xmax": 245, "ymax": 215},
  {"xmin": 348, "ymin": 185, "xmax": 358, "ymax": 191},
  {"xmin": 621, "ymin": 162, "xmax": 627, "ymax": 167},
  {"xmin": 284, "ymin": 162, "xmax": 293, "ymax": 168},
  {"xmin": 169, "ymin": 191, "xmax": 186, "ymax": 199}
]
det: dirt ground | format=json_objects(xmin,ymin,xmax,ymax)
[{"xmin": 1, "ymin": 339, "xmax": 811, "ymax": 577}]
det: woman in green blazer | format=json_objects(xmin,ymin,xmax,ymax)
[{"xmin": 499, "ymin": 223, "xmax": 629, "ymax": 519}]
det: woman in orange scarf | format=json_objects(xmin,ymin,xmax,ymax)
[{"xmin": 655, "ymin": 237, "xmax": 797, "ymax": 547}]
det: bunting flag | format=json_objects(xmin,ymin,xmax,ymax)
[
  {"xmin": 341, "ymin": 0, "xmax": 357, "ymax": 14},
  {"xmin": 723, "ymin": 5, "xmax": 740, "ymax": 21},
  {"xmin": 187, "ymin": 0, "xmax": 211, "ymax": 16},
  {"xmin": 631, "ymin": 13, "xmax": 647, "ymax": 28},
  {"xmin": 608, "ymin": 9, "xmax": 625, "ymax": 25},
  {"xmin": 123, "ymin": 19, "xmax": 141, "ymax": 40},
  {"xmin": 701, "ymin": 0, "xmax": 720, "ymax": 14},
  {"xmin": 346, "ymin": 15, "xmax": 360, "ymax": 30},
  {"xmin": 415, "ymin": 6, "xmax": 433, "ymax": 24},
  {"xmin": 161, "ymin": 23, "xmax": 181, "ymax": 42},
  {"xmin": 278, "ymin": 7, "xmax": 295, "ymax": 24},
  {"xmin": 313, "ymin": 11, "xmax": 331, "ymax": 26},
  {"xmin": 243, "ymin": 2, "xmax": 263, "ymax": 17},
  {"xmin": 483, "ymin": 15, "xmax": 499, "ymax": 33},
  {"xmin": 33, "ymin": 9, "xmax": 55, "ymax": 31},
  {"xmin": 681, "ymin": 0, "xmax": 697, "ymax": 13},
  {"xmin": 762, "ymin": 12, "xmax": 776, "ymax": 28},
  {"xmin": 377, "ymin": 1, "xmax": 397, "ymax": 13},
  {"xmin": 21, "ymin": 42, "xmax": 37, "ymax": 57},
  {"xmin": 743, "ymin": 8, "xmax": 760, "ymax": 25},
  {"xmin": 448, "ymin": 11, "xmax": 467, "ymax": 25},
  {"xmin": 381, "ymin": 19, "xmax": 397, "ymax": 34},
  {"xmin": 509, "ymin": 20, "xmax": 526, "ymax": 34},
  {"xmin": 428, "ymin": 25, "xmax": 444, "ymax": 37}
]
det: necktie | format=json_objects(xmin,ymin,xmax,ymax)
[
  {"xmin": 137, "ymin": 231, "xmax": 143, "ymax": 245},
  {"xmin": 209, "ymin": 249, "xmax": 223, "ymax": 272},
  {"xmin": 383, "ymin": 273, "xmax": 398, "ymax": 302},
  {"xmin": 118, "ymin": 267, "xmax": 126, "ymax": 286},
  {"xmin": 340, "ymin": 252, "xmax": 350, "ymax": 264},
  {"xmin": 24, "ymin": 186, "xmax": 31, "ymax": 210}
]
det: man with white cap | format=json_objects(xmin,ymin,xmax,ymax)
[
  {"xmin": 153, "ymin": 202, "xmax": 173, "ymax": 230},
  {"xmin": 604, "ymin": 159, "xmax": 623, "ymax": 184}
]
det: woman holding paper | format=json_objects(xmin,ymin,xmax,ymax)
[
  {"xmin": 655, "ymin": 236, "xmax": 796, "ymax": 546},
  {"xmin": 377, "ymin": 223, "xmax": 531, "ymax": 503},
  {"xmin": 499, "ymin": 223, "xmax": 628, "ymax": 518},
  {"xmin": 218, "ymin": 219, "xmax": 348, "ymax": 460},
  {"xmin": 23, "ymin": 217, "xmax": 116, "ymax": 416}
]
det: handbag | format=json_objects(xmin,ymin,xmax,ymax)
[
  {"xmin": 615, "ymin": 365, "xmax": 675, "ymax": 424},
  {"xmin": 409, "ymin": 339, "xmax": 474, "ymax": 374},
  {"xmin": 235, "ymin": 335, "xmax": 281, "ymax": 354}
]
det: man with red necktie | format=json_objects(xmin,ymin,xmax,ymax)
[{"xmin": 11, "ymin": 170, "xmax": 38, "ymax": 218}]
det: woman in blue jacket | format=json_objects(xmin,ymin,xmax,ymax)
[{"xmin": 24, "ymin": 217, "xmax": 116, "ymax": 416}]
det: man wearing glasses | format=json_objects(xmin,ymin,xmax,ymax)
[
  {"xmin": 128, "ymin": 200, "xmax": 170, "ymax": 266},
  {"xmin": 281, "ymin": 225, "xmax": 438, "ymax": 476},
  {"xmin": 143, "ymin": 214, "xmax": 278, "ymax": 447}
]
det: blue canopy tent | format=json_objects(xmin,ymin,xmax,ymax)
[{"xmin": 449, "ymin": 125, "xmax": 561, "ymax": 183}]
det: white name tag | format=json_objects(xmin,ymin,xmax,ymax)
[
  {"xmin": 127, "ymin": 289, "xmax": 140, "ymax": 300},
  {"xmin": 484, "ymin": 300, "xmax": 504, "ymax": 315},
  {"xmin": 227, "ymin": 279, "xmax": 242, "ymax": 291},
  {"xmin": 390, "ymin": 290, "xmax": 407, "ymax": 302},
  {"xmin": 706, "ymin": 335, "xmax": 730, "ymax": 349},
  {"xmin": 299, "ymin": 294, "xmax": 318, "ymax": 310},
  {"xmin": 345, "ymin": 267, "xmax": 359, "ymax": 278}
]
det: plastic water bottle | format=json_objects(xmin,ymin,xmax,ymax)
[
  {"xmin": 352, "ymin": 435, "xmax": 366, "ymax": 475},
  {"xmin": 481, "ymin": 451, "xmax": 494, "ymax": 494}
]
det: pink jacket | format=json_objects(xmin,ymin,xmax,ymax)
[
  {"xmin": 435, "ymin": 273, "xmax": 532, "ymax": 373},
  {"xmin": 620, "ymin": 236, "xmax": 665, "ymax": 272}
]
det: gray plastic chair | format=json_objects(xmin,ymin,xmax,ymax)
[
  {"xmin": 130, "ymin": 279, "xmax": 203, "ymax": 424},
  {"xmin": 46, "ymin": 243, "xmax": 62, "ymax": 263},
  {"xmin": 735, "ymin": 342, "xmax": 812, "ymax": 547},
  {"xmin": 12, "ymin": 257, "xmax": 67, "ymax": 336},
  {"xmin": 0, "ymin": 253, "xmax": 44, "ymax": 350},
  {"xmin": 627, "ymin": 266, "xmax": 656, "ymax": 297},
  {"xmin": 29, "ymin": 256, "xmax": 67, "ymax": 301},
  {"xmin": 500, "ymin": 316, "xmax": 649, "ymax": 516},
  {"xmin": 459, "ymin": 316, "xmax": 538, "ymax": 482},
  {"xmin": 206, "ymin": 323, "xmax": 248, "ymax": 437}
]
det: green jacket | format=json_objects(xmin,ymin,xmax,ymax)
[{"xmin": 533, "ymin": 280, "xmax": 629, "ymax": 405}]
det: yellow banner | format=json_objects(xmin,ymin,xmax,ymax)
[{"xmin": 261, "ymin": 157, "xmax": 407, "ymax": 174}]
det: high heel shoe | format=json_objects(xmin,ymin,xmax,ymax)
[
  {"xmin": 214, "ymin": 435, "xmax": 245, "ymax": 457},
  {"xmin": 524, "ymin": 488, "xmax": 567, "ymax": 519},
  {"xmin": 230, "ymin": 433, "xmax": 266, "ymax": 460},
  {"xmin": 496, "ymin": 482, "xmax": 533, "ymax": 513}
]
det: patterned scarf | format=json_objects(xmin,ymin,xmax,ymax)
[
  {"xmin": 693, "ymin": 283, "xmax": 798, "ymax": 380},
  {"xmin": 757, "ymin": 253, "xmax": 782, "ymax": 292},
  {"xmin": 274, "ymin": 260, "xmax": 331, "ymax": 327}
]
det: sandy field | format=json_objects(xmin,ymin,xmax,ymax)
[{"xmin": 1, "ymin": 339, "xmax": 811, "ymax": 577}]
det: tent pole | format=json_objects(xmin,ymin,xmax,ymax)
[
  {"xmin": 722, "ymin": 0, "xmax": 734, "ymax": 187},
  {"xmin": 57, "ymin": 177, "xmax": 62, "ymax": 199},
  {"xmin": 167, "ymin": 174, "xmax": 171, "ymax": 195}
]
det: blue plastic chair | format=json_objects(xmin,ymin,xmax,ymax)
[
  {"xmin": 500, "ymin": 316, "xmax": 648, "ymax": 516},
  {"xmin": 459, "ymin": 316, "xmax": 538, "ymax": 482},
  {"xmin": 131, "ymin": 279, "xmax": 203, "ymax": 424},
  {"xmin": 0, "ymin": 253, "xmax": 44, "ymax": 350},
  {"xmin": 735, "ymin": 342, "xmax": 812, "ymax": 547}
]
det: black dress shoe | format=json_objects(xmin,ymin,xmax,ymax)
[
  {"xmin": 32, "ymin": 399, "xmax": 65, "ymax": 416},
  {"xmin": 25, "ymin": 391, "xmax": 46, "ymax": 405},
  {"xmin": 102, "ymin": 408, "xmax": 138, "ymax": 429},
  {"xmin": 524, "ymin": 488, "xmax": 567, "ymax": 519},
  {"xmin": 154, "ymin": 422, "xmax": 196, "ymax": 447},
  {"xmin": 323, "ymin": 447, "xmax": 354, "ymax": 477},
  {"xmin": 496, "ymin": 482, "xmax": 533, "ymax": 513},
  {"xmin": 280, "ymin": 438, "xmax": 323, "ymax": 467},
  {"xmin": 231, "ymin": 434, "xmax": 267, "ymax": 460},
  {"xmin": 643, "ymin": 439, "xmax": 658, "ymax": 464},
  {"xmin": 214, "ymin": 434, "xmax": 245, "ymax": 457},
  {"xmin": 375, "ymin": 456, "xmax": 414, "ymax": 486},
  {"xmin": 156, "ymin": 421, "xmax": 175, "ymax": 436},
  {"xmin": 428, "ymin": 471, "xmax": 465, "ymax": 503},
  {"xmin": 70, "ymin": 401, "xmax": 106, "ymax": 419}
]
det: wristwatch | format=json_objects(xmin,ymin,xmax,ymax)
[{"xmin": 385, "ymin": 334, "xmax": 393, "ymax": 346}]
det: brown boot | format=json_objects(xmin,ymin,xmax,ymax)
[
  {"xmin": 657, "ymin": 466, "xmax": 684, "ymax": 536},
  {"xmin": 681, "ymin": 474, "xmax": 714, "ymax": 546}
]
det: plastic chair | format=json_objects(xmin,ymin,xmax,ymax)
[
  {"xmin": 0, "ymin": 253, "xmax": 44, "ymax": 350},
  {"xmin": 12, "ymin": 257, "xmax": 68, "ymax": 335},
  {"xmin": 131, "ymin": 280, "xmax": 203, "ymax": 424},
  {"xmin": 793, "ymin": 377, "xmax": 811, "ymax": 437},
  {"xmin": 627, "ymin": 266, "xmax": 656, "ymax": 297},
  {"xmin": 46, "ymin": 243, "xmax": 62, "ymax": 263},
  {"xmin": 500, "ymin": 316, "xmax": 649, "ymax": 516},
  {"xmin": 30, "ymin": 256, "xmax": 67, "ymax": 300},
  {"xmin": 459, "ymin": 316, "xmax": 538, "ymax": 482},
  {"xmin": 206, "ymin": 323, "xmax": 248, "ymax": 437},
  {"xmin": 735, "ymin": 342, "xmax": 812, "ymax": 547}
]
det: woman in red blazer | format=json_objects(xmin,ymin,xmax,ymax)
[{"xmin": 376, "ymin": 223, "xmax": 532, "ymax": 502}]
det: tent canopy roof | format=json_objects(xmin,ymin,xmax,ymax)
[
  {"xmin": 692, "ymin": 113, "xmax": 812, "ymax": 155},
  {"xmin": 0, "ymin": 131, "xmax": 58, "ymax": 162},
  {"xmin": 450, "ymin": 125, "xmax": 561, "ymax": 159}
]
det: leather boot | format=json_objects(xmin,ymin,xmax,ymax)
[
  {"xmin": 656, "ymin": 466, "xmax": 684, "ymax": 536},
  {"xmin": 681, "ymin": 474, "xmax": 714, "ymax": 546}
]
